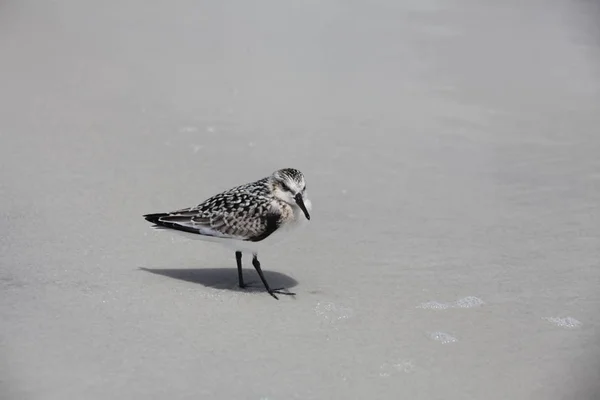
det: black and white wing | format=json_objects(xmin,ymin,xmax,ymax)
[{"xmin": 143, "ymin": 181, "xmax": 281, "ymax": 242}]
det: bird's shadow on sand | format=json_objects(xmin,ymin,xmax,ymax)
[{"xmin": 138, "ymin": 267, "xmax": 298, "ymax": 293}]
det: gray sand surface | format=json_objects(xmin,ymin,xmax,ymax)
[{"xmin": 1, "ymin": 1, "xmax": 600, "ymax": 399}]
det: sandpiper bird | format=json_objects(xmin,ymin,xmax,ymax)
[{"xmin": 143, "ymin": 168, "xmax": 312, "ymax": 299}]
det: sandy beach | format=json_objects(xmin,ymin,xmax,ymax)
[{"xmin": 1, "ymin": 0, "xmax": 600, "ymax": 399}]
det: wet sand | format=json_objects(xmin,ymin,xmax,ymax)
[{"xmin": 1, "ymin": 1, "xmax": 600, "ymax": 399}]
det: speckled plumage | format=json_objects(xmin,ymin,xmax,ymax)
[{"xmin": 144, "ymin": 169, "xmax": 308, "ymax": 243}]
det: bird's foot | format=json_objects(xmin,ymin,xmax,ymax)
[
  {"xmin": 268, "ymin": 288, "xmax": 296, "ymax": 300},
  {"xmin": 239, "ymin": 281, "xmax": 257, "ymax": 289}
]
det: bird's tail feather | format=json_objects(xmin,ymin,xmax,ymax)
[{"xmin": 143, "ymin": 213, "xmax": 168, "ymax": 224}]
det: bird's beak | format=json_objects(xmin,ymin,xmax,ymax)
[{"xmin": 294, "ymin": 193, "xmax": 310, "ymax": 220}]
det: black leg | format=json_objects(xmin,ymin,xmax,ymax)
[
  {"xmin": 251, "ymin": 254, "xmax": 295, "ymax": 300},
  {"xmin": 236, "ymin": 251, "xmax": 245, "ymax": 288}
]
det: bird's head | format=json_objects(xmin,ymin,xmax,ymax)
[{"xmin": 271, "ymin": 168, "xmax": 311, "ymax": 220}]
